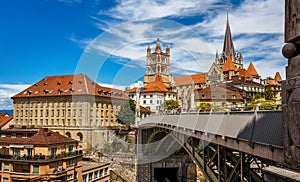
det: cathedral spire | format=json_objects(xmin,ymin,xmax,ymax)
[
  {"xmin": 155, "ymin": 38, "xmax": 162, "ymax": 54},
  {"xmin": 223, "ymin": 11, "xmax": 235, "ymax": 58}
]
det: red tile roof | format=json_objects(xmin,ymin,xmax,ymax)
[
  {"xmin": 142, "ymin": 74, "xmax": 170, "ymax": 93},
  {"xmin": 128, "ymin": 87, "xmax": 138, "ymax": 93},
  {"xmin": 222, "ymin": 56, "xmax": 236, "ymax": 72},
  {"xmin": 0, "ymin": 113, "xmax": 13, "ymax": 127},
  {"xmin": 247, "ymin": 62, "xmax": 259, "ymax": 77},
  {"xmin": 174, "ymin": 73, "xmax": 206, "ymax": 86},
  {"xmin": 195, "ymin": 85, "xmax": 243, "ymax": 100},
  {"xmin": 12, "ymin": 74, "xmax": 129, "ymax": 100},
  {"xmin": 0, "ymin": 128, "xmax": 76, "ymax": 145}
]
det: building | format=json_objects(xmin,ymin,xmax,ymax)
[
  {"xmin": 129, "ymin": 39, "xmax": 177, "ymax": 113},
  {"xmin": 0, "ymin": 127, "xmax": 82, "ymax": 182},
  {"xmin": 0, "ymin": 113, "xmax": 13, "ymax": 129},
  {"xmin": 195, "ymin": 85, "xmax": 245, "ymax": 110},
  {"xmin": 261, "ymin": 72, "xmax": 282, "ymax": 104},
  {"xmin": 174, "ymin": 74, "xmax": 206, "ymax": 111},
  {"xmin": 11, "ymin": 74, "xmax": 130, "ymax": 150},
  {"xmin": 82, "ymin": 161, "xmax": 109, "ymax": 182}
]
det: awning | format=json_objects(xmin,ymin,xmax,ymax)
[{"xmin": 9, "ymin": 145, "xmax": 24, "ymax": 148}]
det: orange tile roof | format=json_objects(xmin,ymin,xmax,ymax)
[
  {"xmin": 142, "ymin": 74, "xmax": 169, "ymax": 93},
  {"xmin": 0, "ymin": 128, "xmax": 77, "ymax": 145},
  {"xmin": 12, "ymin": 74, "xmax": 130, "ymax": 100},
  {"xmin": 222, "ymin": 56, "xmax": 236, "ymax": 72},
  {"xmin": 140, "ymin": 106, "xmax": 151, "ymax": 114},
  {"xmin": 247, "ymin": 62, "xmax": 259, "ymax": 77},
  {"xmin": 274, "ymin": 72, "xmax": 282, "ymax": 82},
  {"xmin": 238, "ymin": 69, "xmax": 252, "ymax": 79},
  {"xmin": 128, "ymin": 87, "xmax": 138, "ymax": 93},
  {"xmin": 0, "ymin": 113, "xmax": 13, "ymax": 127},
  {"xmin": 174, "ymin": 73, "xmax": 206, "ymax": 86}
]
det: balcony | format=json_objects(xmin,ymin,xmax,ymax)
[{"xmin": 0, "ymin": 150, "xmax": 83, "ymax": 162}]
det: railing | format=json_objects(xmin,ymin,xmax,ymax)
[{"xmin": 0, "ymin": 150, "xmax": 83, "ymax": 161}]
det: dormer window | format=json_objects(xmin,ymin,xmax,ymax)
[
  {"xmin": 44, "ymin": 90, "xmax": 49, "ymax": 94},
  {"xmin": 57, "ymin": 82, "xmax": 61, "ymax": 85},
  {"xmin": 44, "ymin": 82, "xmax": 47, "ymax": 86},
  {"xmin": 69, "ymin": 81, "xmax": 73, "ymax": 85},
  {"xmin": 58, "ymin": 89, "xmax": 63, "ymax": 94}
]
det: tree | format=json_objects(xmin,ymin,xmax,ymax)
[
  {"xmin": 117, "ymin": 101, "xmax": 136, "ymax": 126},
  {"xmin": 265, "ymin": 87, "xmax": 275, "ymax": 101},
  {"xmin": 244, "ymin": 98, "xmax": 276, "ymax": 111},
  {"xmin": 162, "ymin": 100, "xmax": 180, "ymax": 112},
  {"xmin": 196, "ymin": 102, "xmax": 212, "ymax": 112}
]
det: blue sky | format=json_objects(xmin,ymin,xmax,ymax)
[{"xmin": 0, "ymin": 0, "xmax": 286, "ymax": 109}]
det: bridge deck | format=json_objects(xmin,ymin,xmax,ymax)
[{"xmin": 139, "ymin": 110, "xmax": 283, "ymax": 149}]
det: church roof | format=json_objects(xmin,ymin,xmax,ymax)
[
  {"xmin": 223, "ymin": 15, "xmax": 235, "ymax": 57},
  {"xmin": 142, "ymin": 74, "xmax": 169, "ymax": 93},
  {"xmin": 174, "ymin": 73, "xmax": 206, "ymax": 86},
  {"xmin": 238, "ymin": 69, "xmax": 252, "ymax": 79},
  {"xmin": 222, "ymin": 56, "xmax": 236, "ymax": 72},
  {"xmin": 274, "ymin": 72, "xmax": 282, "ymax": 82},
  {"xmin": 247, "ymin": 62, "xmax": 259, "ymax": 77}
]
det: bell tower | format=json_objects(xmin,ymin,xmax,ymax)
[{"xmin": 144, "ymin": 38, "xmax": 172, "ymax": 87}]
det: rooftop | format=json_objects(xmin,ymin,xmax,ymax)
[
  {"xmin": 0, "ymin": 113, "xmax": 13, "ymax": 127},
  {"xmin": 82, "ymin": 161, "xmax": 109, "ymax": 172},
  {"xmin": 174, "ymin": 73, "xmax": 206, "ymax": 86},
  {"xmin": 12, "ymin": 74, "xmax": 130, "ymax": 100}
]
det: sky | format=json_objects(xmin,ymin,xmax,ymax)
[{"xmin": 0, "ymin": 0, "xmax": 286, "ymax": 109}]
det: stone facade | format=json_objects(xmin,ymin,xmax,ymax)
[{"xmin": 282, "ymin": 0, "xmax": 300, "ymax": 169}]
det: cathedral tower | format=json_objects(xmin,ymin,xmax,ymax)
[{"xmin": 144, "ymin": 38, "xmax": 172, "ymax": 87}]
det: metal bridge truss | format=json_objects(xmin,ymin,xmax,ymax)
[{"xmin": 142, "ymin": 128, "xmax": 273, "ymax": 182}]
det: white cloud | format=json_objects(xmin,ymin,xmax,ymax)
[
  {"xmin": 104, "ymin": 0, "xmax": 222, "ymax": 21},
  {"xmin": 77, "ymin": 0, "xmax": 286, "ymax": 82},
  {"xmin": 130, "ymin": 81, "xmax": 144, "ymax": 88},
  {"xmin": 99, "ymin": 83, "xmax": 127, "ymax": 91},
  {"xmin": 0, "ymin": 84, "xmax": 31, "ymax": 110}
]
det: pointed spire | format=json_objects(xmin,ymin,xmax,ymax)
[
  {"xmin": 147, "ymin": 44, "xmax": 151, "ymax": 53},
  {"xmin": 222, "ymin": 56, "xmax": 236, "ymax": 72},
  {"xmin": 247, "ymin": 62, "xmax": 259, "ymax": 78},
  {"xmin": 155, "ymin": 38, "xmax": 162, "ymax": 54},
  {"xmin": 223, "ymin": 11, "xmax": 235, "ymax": 58},
  {"xmin": 274, "ymin": 72, "xmax": 282, "ymax": 82}
]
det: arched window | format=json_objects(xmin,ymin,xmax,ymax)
[
  {"xmin": 77, "ymin": 132, "xmax": 83, "ymax": 141},
  {"xmin": 66, "ymin": 132, "xmax": 71, "ymax": 138}
]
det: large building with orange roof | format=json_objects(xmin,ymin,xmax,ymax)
[
  {"xmin": 261, "ymin": 72, "xmax": 283, "ymax": 104},
  {"xmin": 11, "ymin": 74, "xmax": 130, "ymax": 150}
]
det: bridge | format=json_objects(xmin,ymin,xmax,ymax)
[{"xmin": 136, "ymin": 110, "xmax": 287, "ymax": 181}]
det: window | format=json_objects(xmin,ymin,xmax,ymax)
[
  {"xmin": 13, "ymin": 148, "xmax": 21, "ymax": 156},
  {"xmin": 150, "ymin": 95, "xmax": 153, "ymax": 98},
  {"xmin": 22, "ymin": 164, "xmax": 29, "ymax": 173},
  {"xmin": 68, "ymin": 109, "xmax": 71, "ymax": 117},
  {"xmin": 150, "ymin": 100, "xmax": 152, "ymax": 104},
  {"xmin": 202, "ymin": 94, "xmax": 205, "ymax": 99},
  {"xmin": 33, "ymin": 165, "xmax": 39, "ymax": 174},
  {"xmin": 62, "ymin": 109, "xmax": 65, "ymax": 117},
  {"xmin": 40, "ymin": 110, "xmax": 43, "ymax": 117},
  {"xmin": 1, "ymin": 133, "xmax": 5, "ymax": 138},
  {"xmin": 26, "ymin": 148, "xmax": 32, "ymax": 156},
  {"xmin": 51, "ymin": 119, "xmax": 54, "ymax": 126},
  {"xmin": 232, "ymin": 95, "xmax": 236, "ymax": 99},
  {"xmin": 46, "ymin": 119, "xmax": 48, "ymax": 125},
  {"xmin": 54, "ymin": 162, "xmax": 59, "ymax": 170},
  {"xmin": 11, "ymin": 133, "xmax": 16, "ymax": 138},
  {"xmin": 50, "ymin": 148, "xmax": 57, "ymax": 156},
  {"xmin": 222, "ymin": 94, "xmax": 226, "ymax": 99},
  {"xmin": 143, "ymin": 100, "xmax": 146, "ymax": 104},
  {"xmin": 57, "ymin": 110, "xmax": 60, "ymax": 117},
  {"xmin": 22, "ymin": 133, "xmax": 28, "ymax": 138},
  {"xmin": 157, "ymin": 100, "xmax": 159, "ymax": 104},
  {"xmin": 46, "ymin": 110, "xmax": 49, "ymax": 117},
  {"xmin": 73, "ymin": 109, "xmax": 76, "ymax": 117},
  {"xmin": 212, "ymin": 94, "xmax": 216, "ymax": 99},
  {"xmin": 68, "ymin": 145, "xmax": 74, "ymax": 153},
  {"xmin": 79, "ymin": 109, "xmax": 82, "ymax": 117},
  {"xmin": 68, "ymin": 119, "xmax": 70, "ymax": 126},
  {"xmin": 4, "ymin": 162, "xmax": 9, "ymax": 171},
  {"xmin": 3, "ymin": 178, "xmax": 8, "ymax": 182}
]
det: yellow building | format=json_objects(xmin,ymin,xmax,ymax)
[
  {"xmin": 11, "ymin": 74, "xmax": 130, "ymax": 150},
  {"xmin": 0, "ymin": 127, "xmax": 82, "ymax": 182}
]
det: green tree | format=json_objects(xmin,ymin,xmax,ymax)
[
  {"xmin": 196, "ymin": 102, "xmax": 212, "ymax": 112},
  {"xmin": 265, "ymin": 88, "xmax": 275, "ymax": 101},
  {"xmin": 244, "ymin": 98, "xmax": 276, "ymax": 111},
  {"xmin": 117, "ymin": 101, "xmax": 136, "ymax": 125},
  {"xmin": 162, "ymin": 100, "xmax": 180, "ymax": 111}
]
